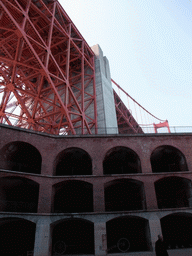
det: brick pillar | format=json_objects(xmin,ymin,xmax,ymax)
[
  {"xmin": 41, "ymin": 152, "xmax": 55, "ymax": 176},
  {"xmin": 93, "ymin": 180, "xmax": 105, "ymax": 212},
  {"xmin": 92, "ymin": 157, "xmax": 103, "ymax": 176},
  {"xmin": 33, "ymin": 218, "xmax": 51, "ymax": 256},
  {"xmin": 144, "ymin": 181, "xmax": 158, "ymax": 209},
  {"xmin": 149, "ymin": 214, "xmax": 162, "ymax": 251},
  {"xmin": 141, "ymin": 153, "xmax": 153, "ymax": 174},
  {"xmin": 38, "ymin": 180, "xmax": 53, "ymax": 213},
  {"xmin": 94, "ymin": 222, "xmax": 107, "ymax": 256}
]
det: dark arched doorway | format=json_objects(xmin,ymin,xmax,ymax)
[
  {"xmin": 155, "ymin": 177, "xmax": 192, "ymax": 209},
  {"xmin": 54, "ymin": 147, "xmax": 92, "ymax": 176},
  {"xmin": 151, "ymin": 145, "xmax": 188, "ymax": 173},
  {"xmin": 161, "ymin": 213, "xmax": 192, "ymax": 249},
  {"xmin": 52, "ymin": 219, "xmax": 94, "ymax": 255},
  {"xmin": 0, "ymin": 141, "xmax": 42, "ymax": 174},
  {"xmin": 0, "ymin": 177, "xmax": 39, "ymax": 213},
  {"xmin": 53, "ymin": 180, "xmax": 93, "ymax": 213},
  {"xmin": 0, "ymin": 218, "xmax": 36, "ymax": 256},
  {"xmin": 106, "ymin": 216, "xmax": 151, "ymax": 253},
  {"xmin": 105, "ymin": 179, "xmax": 146, "ymax": 211},
  {"xmin": 103, "ymin": 146, "xmax": 141, "ymax": 174}
]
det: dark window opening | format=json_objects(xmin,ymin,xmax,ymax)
[
  {"xmin": 0, "ymin": 141, "xmax": 42, "ymax": 174},
  {"xmin": 53, "ymin": 180, "xmax": 93, "ymax": 213},
  {"xmin": 151, "ymin": 146, "xmax": 188, "ymax": 173},
  {"xmin": 52, "ymin": 219, "xmax": 94, "ymax": 255},
  {"xmin": 105, "ymin": 179, "xmax": 146, "ymax": 212},
  {"xmin": 103, "ymin": 147, "xmax": 141, "ymax": 175},
  {"xmin": 155, "ymin": 177, "xmax": 192, "ymax": 209},
  {"xmin": 106, "ymin": 216, "xmax": 151, "ymax": 253},
  {"xmin": 0, "ymin": 218, "xmax": 36, "ymax": 256},
  {"xmin": 0, "ymin": 177, "xmax": 39, "ymax": 213},
  {"xmin": 161, "ymin": 213, "xmax": 192, "ymax": 249},
  {"xmin": 55, "ymin": 148, "xmax": 92, "ymax": 176}
]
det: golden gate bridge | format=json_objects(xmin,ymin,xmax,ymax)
[{"xmin": 0, "ymin": 0, "xmax": 170, "ymax": 135}]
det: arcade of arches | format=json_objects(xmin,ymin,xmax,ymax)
[{"xmin": 0, "ymin": 125, "xmax": 192, "ymax": 255}]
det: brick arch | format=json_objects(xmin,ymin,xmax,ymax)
[
  {"xmin": 104, "ymin": 178, "xmax": 146, "ymax": 211},
  {"xmin": 106, "ymin": 215, "xmax": 151, "ymax": 253},
  {"xmin": 161, "ymin": 212, "xmax": 192, "ymax": 249},
  {"xmin": 51, "ymin": 218, "xmax": 94, "ymax": 255},
  {"xmin": 103, "ymin": 146, "xmax": 141, "ymax": 175},
  {"xmin": 151, "ymin": 145, "xmax": 188, "ymax": 173},
  {"xmin": 0, "ymin": 176, "xmax": 39, "ymax": 213},
  {"xmin": 0, "ymin": 141, "xmax": 42, "ymax": 174},
  {"xmin": 155, "ymin": 176, "xmax": 192, "ymax": 209},
  {"xmin": 53, "ymin": 180, "xmax": 93, "ymax": 213},
  {"xmin": 0, "ymin": 217, "xmax": 36, "ymax": 255},
  {"xmin": 53, "ymin": 147, "xmax": 92, "ymax": 176}
]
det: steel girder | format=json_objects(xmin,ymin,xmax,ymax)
[
  {"xmin": 113, "ymin": 90, "xmax": 143, "ymax": 134},
  {"xmin": 0, "ymin": 0, "xmax": 97, "ymax": 135}
]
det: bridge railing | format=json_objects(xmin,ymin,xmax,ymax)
[{"xmin": 69, "ymin": 126, "xmax": 192, "ymax": 135}]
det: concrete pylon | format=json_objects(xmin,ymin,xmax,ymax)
[{"xmin": 92, "ymin": 45, "xmax": 118, "ymax": 134}]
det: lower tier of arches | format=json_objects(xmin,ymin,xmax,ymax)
[{"xmin": 0, "ymin": 209, "xmax": 192, "ymax": 256}]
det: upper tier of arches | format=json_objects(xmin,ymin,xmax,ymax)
[{"xmin": 0, "ymin": 140, "xmax": 189, "ymax": 176}]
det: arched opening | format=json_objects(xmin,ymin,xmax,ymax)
[
  {"xmin": 106, "ymin": 216, "xmax": 151, "ymax": 253},
  {"xmin": 0, "ymin": 141, "xmax": 42, "ymax": 174},
  {"xmin": 0, "ymin": 218, "xmax": 36, "ymax": 256},
  {"xmin": 53, "ymin": 180, "xmax": 93, "ymax": 213},
  {"xmin": 105, "ymin": 179, "xmax": 146, "ymax": 211},
  {"xmin": 155, "ymin": 177, "xmax": 192, "ymax": 209},
  {"xmin": 151, "ymin": 145, "xmax": 188, "ymax": 173},
  {"xmin": 0, "ymin": 177, "xmax": 39, "ymax": 213},
  {"xmin": 54, "ymin": 147, "xmax": 92, "ymax": 176},
  {"xmin": 52, "ymin": 219, "xmax": 94, "ymax": 255},
  {"xmin": 103, "ymin": 146, "xmax": 141, "ymax": 175},
  {"xmin": 161, "ymin": 213, "xmax": 192, "ymax": 249}
]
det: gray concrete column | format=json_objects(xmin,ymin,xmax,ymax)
[
  {"xmin": 94, "ymin": 222, "xmax": 107, "ymax": 256},
  {"xmin": 38, "ymin": 181, "xmax": 53, "ymax": 213},
  {"xmin": 33, "ymin": 218, "xmax": 51, "ymax": 256},
  {"xmin": 144, "ymin": 181, "xmax": 158, "ymax": 209},
  {"xmin": 149, "ymin": 214, "xmax": 162, "ymax": 251},
  {"xmin": 93, "ymin": 180, "xmax": 105, "ymax": 212},
  {"xmin": 91, "ymin": 44, "xmax": 118, "ymax": 134}
]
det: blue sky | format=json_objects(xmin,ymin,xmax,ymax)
[{"xmin": 60, "ymin": 0, "xmax": 192, "ymax": 128}]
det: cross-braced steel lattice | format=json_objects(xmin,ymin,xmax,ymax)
[
  {"xmin": 113, "ymin": 90, "xmax": 143, "ymax": 134},
  {"xmin": 0, "ymin": 0, "xmax": 97, "ymax": 135}
]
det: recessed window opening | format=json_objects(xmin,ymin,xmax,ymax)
[
  {"xmin": 155, "ymin": 177, "xmax": 192, "ymax": 209},
  {"xmin": 105, "ymin": 179, "xmax": 146, "ymax": 212},
  {"xmin": 106, "ymin": 216, "xmax": 151, "ymax": 253},
  {"xmin": 151, "ymin": 146, "xmax": 188, "ymax": 173},
  {"xmin": 0, "ymin": 141, "xmax": 42, "ymax": 174},
  {"xmin": 55, "ymin": 148, "xmax": 92, "ymax": 176},
  {"xmin": 53, "ymin": 180, "xmax": 93, "ymax": 213},
  {"xmin": 52, "ymin": 219, "xmax": 94, "ymax": 255},
  {"xmin": 0, "ymin": 177, "xmax": 39, "ymax": 213},
  {"xmin": 103, "ymin": 147, "xmax": 141, "ymax": 175},
  {"xmin": 161, "ymin": 213, "xmax": 192, "ymax": 249}
]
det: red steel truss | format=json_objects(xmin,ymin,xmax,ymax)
[
  {"xmin": 113, "ymin": 90, "xmax": 143, "ymax": 134},
  {"xmin": 0, "ymin": 0, "xmax": 97, "ymax": 135}
]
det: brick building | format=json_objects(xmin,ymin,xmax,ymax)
[{"xmin": 0, "ymin": 124, "xmax": 192, "ymax": 256}]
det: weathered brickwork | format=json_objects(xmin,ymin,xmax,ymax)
[{"xmin": 0, "ymin": 124, "xmax": 192, "ymax": 256}]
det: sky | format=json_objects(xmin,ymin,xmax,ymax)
[{"xmin": 59, "ymin": 0, "xmax": 192, "ymax": 129}]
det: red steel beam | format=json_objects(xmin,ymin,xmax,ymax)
[{"xmin": 0, "ymin": 0, "xmax": 97, "ymax": 135}]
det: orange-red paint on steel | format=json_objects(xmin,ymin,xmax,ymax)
[{"xmin": 0, "ymin": 0, "xmax": 97, "ymax": 135}]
